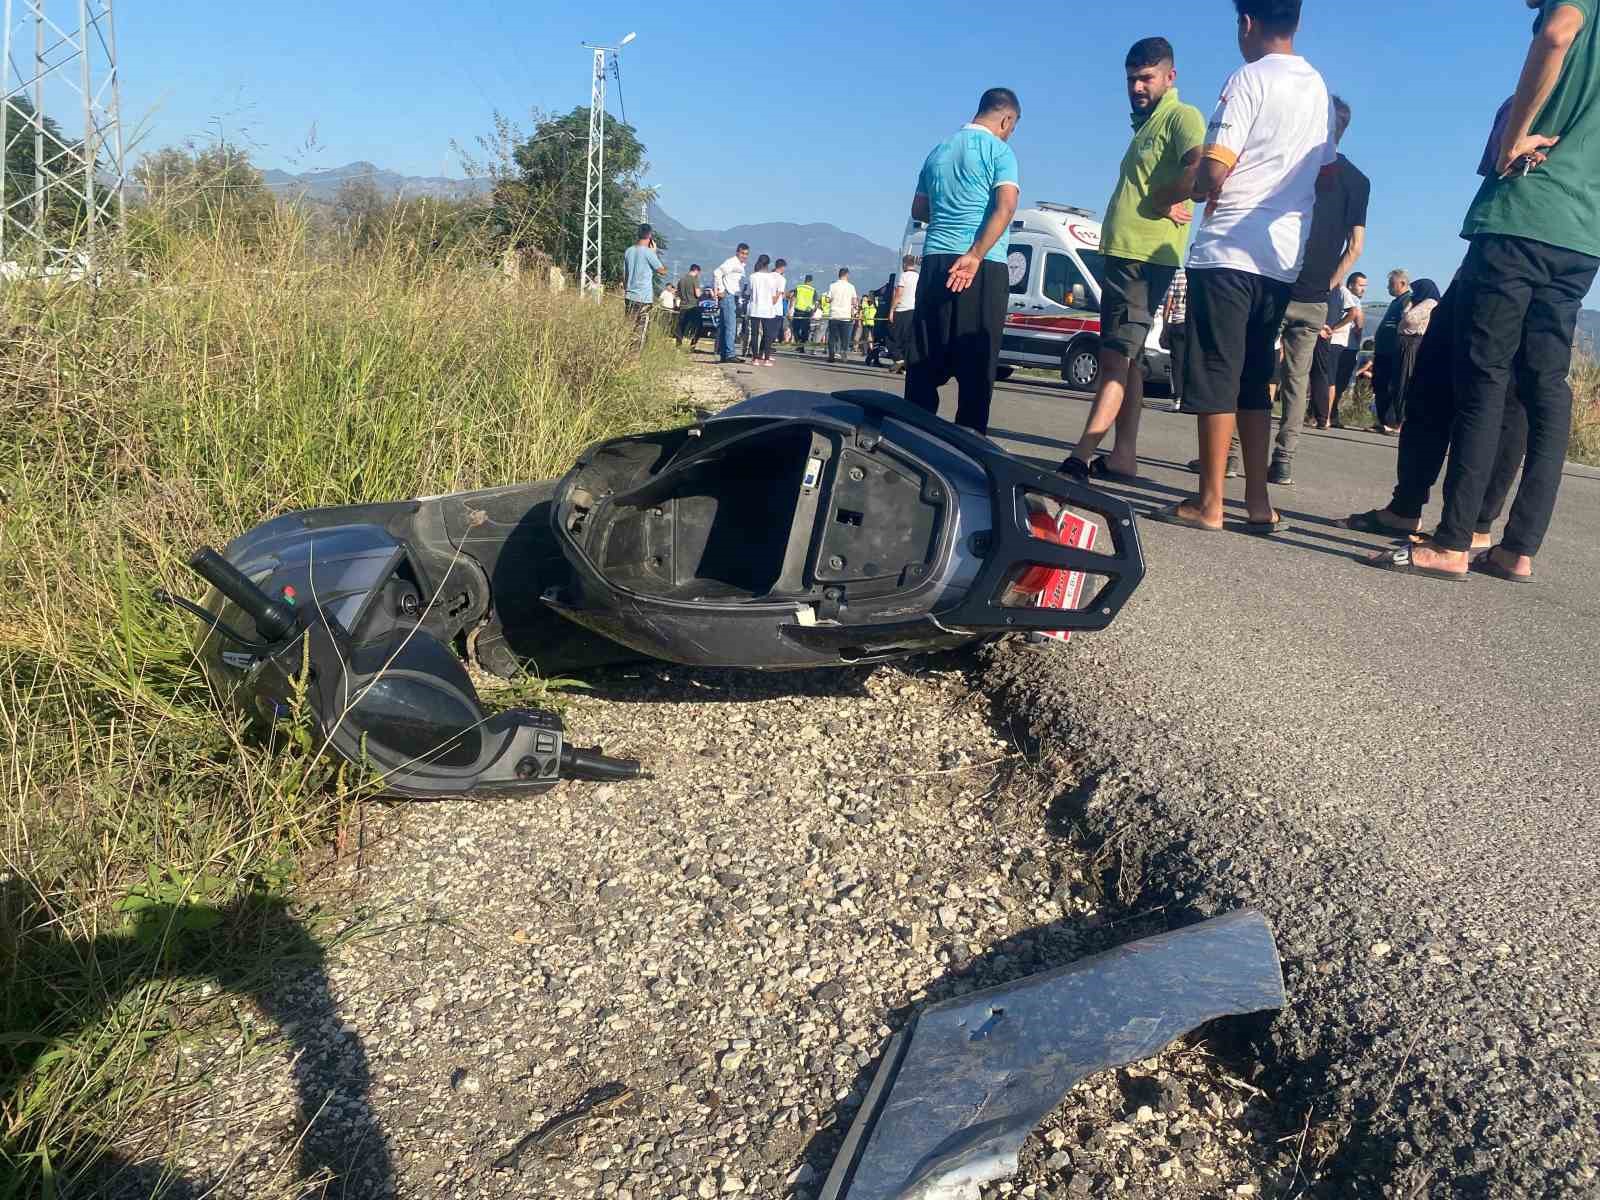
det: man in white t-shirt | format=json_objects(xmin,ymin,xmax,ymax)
[
  {"xmin": 713, "ymin": 243, "xmax": 750, "ymax": 363},
  {"xmin": 1315, "ymin": 271, "xmax": 1366, "ymax": 425},
  {"xmin": 889, "ymin": 255, "xmax": 920, "ymax": 371},
  {"xmin": 826, "ymin": 268, "xmax": 858, "ymax": 363},
  {"xmin": 1153, "ymin": 0, "xmax": 1333, "ymax": 535}
]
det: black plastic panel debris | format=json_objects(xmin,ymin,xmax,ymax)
[{"xmin": 820, "ymin": 910, "xmax": 1285, "ymax": 1200}]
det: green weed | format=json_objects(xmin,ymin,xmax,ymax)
[{"xmin": 0, "ymin": 202, "xmax": 689, "ymax": 1195}]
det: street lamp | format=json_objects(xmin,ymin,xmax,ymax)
[{"xmin": 579, "ymin": 31, "xmax": 637, "ymax": 297}]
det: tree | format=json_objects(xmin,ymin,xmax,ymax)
[
  {"xmin": 131, "ymin": 141, "xmax": 274, "ymax": 238},
  {"xmin": 1, "ymin": 97, "xmax": 88, "ymax": 254},
  {"xmin": 466, "ymin": 107, "xmax": 657, "ymax": 285}
]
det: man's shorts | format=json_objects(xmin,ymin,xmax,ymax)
[
  {"xmin": 1181, "ymin": 267, "xmax": 1291, "ymax": 415},
  {"xmin": 1100, "ymin": 256, "xmax": 1176, "ymax": 361}
]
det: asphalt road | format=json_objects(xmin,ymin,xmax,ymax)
[{"xmin": 725, "ymin": 347, "xmax": 1600, "ymax": 1198}]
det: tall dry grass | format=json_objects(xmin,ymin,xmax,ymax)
[
  {"xmin": 0, "ymin": 203, "xmax": 690, "ymax": 1195},
  {"xmin": 1340, "ymin": 353, "xmax": 1600, "ymax": 467}
]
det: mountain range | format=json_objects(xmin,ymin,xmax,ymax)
[
  {"xmin": 259, "ymin": 161, "xmax": 492, "ymax": 202},
  {"xmin": 254, "ymin": 164, "xmax": 901, "ymax": 282}
]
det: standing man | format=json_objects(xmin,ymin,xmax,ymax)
[
  {"xmin": 713, "ymin": 243, "xmax": 750, "ymax": 363},
  {"xmin": 790, "ymin": 274, "xmax": 818, "ymax": 352},
  {"xmin": 858, "ymin": 291, "xmax": 878, "ymax": 361},
  {"xmin": 905, "ymin": 88, "xmax": 1022, "ymax": 434},
  {"xmin": 1184, "ymin": 95, "xmax": 1366, "ymax": 482},
  {"xmin": 1389, "ymin": 0, "xmax": 1600, "ymax": 582},
  {"xmin": 1059, "ymin": 39, "xmax": 1205, "ymax": 480},
  {"xmin": 790, "ymin": 280, "xmax": 819, "ymax": 355},
  {"xmin": 826, "ymin": 268, "xmax": 858, "ymax": 362},
  {"xmin": 1371, "ymin": 269, "xmax": 1411, "ymax": 431},
  {"xmin": 889, "ymin": 255, "xmax": 920, "ymax": 372},
  {"xmin": 623, "ymin": 223, "xmax": 667, "ymax": 335},
  {"xmin": 1154, "ymin": 0, "xmax": 1334, "ymax": 533},
  {"xmin": 674, "ymin": 263, "xmax": 704, "ymax": 349},
  {"xmin": 1317, "ymin": 271, "xmax": 1367, "ymax": 426}
]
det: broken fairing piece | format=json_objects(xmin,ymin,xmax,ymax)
[{"xmin": 819, "ymin": 910, "xmax": 1285, "ymax": 1200}]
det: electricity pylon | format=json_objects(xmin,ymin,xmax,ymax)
[
  {"xmin": 1, "ymin": 0, "xmax": 127, "ymax": 268},
  {"xmin": 578, "ymin": 31, "xmax": 634, "ymax": 296}
]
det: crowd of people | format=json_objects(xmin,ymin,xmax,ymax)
[
  {"xmin": 627, "ymin": 0, "xmax": 1596, "ymax": 583},
  {"xmin": 901, "ymin": 0, "xmax": 1597, "ymax": 583},
  {"xmin": 643, "ymin": 244, "xmax": 922, "ymax": 369}
]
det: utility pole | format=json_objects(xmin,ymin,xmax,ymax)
[
  {"xmin": 578, "ymin": 31, "xmax": 634, "ymax": 297},
  {"xmin": 0, "ymin": 0, "xmax": 126, "ymax": 270}
]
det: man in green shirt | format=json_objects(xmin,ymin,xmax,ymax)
[
  {"xmin": 1384, "ymin": 0, "xmax": 1600, "ymax": 583},
  {"xmin": 1059, "ymin": 37, "xmax": 1205, "ymax": 481}
]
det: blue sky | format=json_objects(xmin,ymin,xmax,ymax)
[{"xmin": 113, "ymin": 1, "xmax": 1563, "ymax": 297}]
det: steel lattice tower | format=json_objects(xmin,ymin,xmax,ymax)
[
  {"xmin": 1, "ymin": 0, "xmax": 126, "ymax": 267},
  {"xmin": 578, "ymin": 46, "xmax": 606, "ymax": 296}
]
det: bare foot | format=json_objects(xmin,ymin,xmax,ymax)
[
  {"xmin": 1486, "ymin": 545, "xmax": 1534, "ymax": 578},
  {"xmin": 1102, "ymin": 455, "xmax": 1139, "ymax": 476},
  {"xmin": 1178, "ymin": 500, "xmax": 1224, "ymax": 530},
  {"xmin": 1409, "ymin": 530, "xmax": 1491, "ymax": 550},
  {"xmin": 1370, "ymin": 508, "xmax": 1421, "ymax": 534},
  {"xmin": 1406, "ymin": 541, "xmax": 1468, "ymax": 576}
]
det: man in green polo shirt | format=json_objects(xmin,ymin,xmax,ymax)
[
  {"xmin": 1386, "ymin": 0, "xmax": 1600, "ymax": 584},
  {"xmin": 1058, "ymin": 37, "xmax": 1205, "ymax": 482}
]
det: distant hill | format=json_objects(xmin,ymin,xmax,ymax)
[
  {"xmin": 648, "ymin": 202, "xmax": 899, "ymax": 287},
  {"xmin": 260, "ymin": 161, "xmax": 490, "ymax": 203},
  {"xmin": 1361, "ymin": 299, "xmax": 1600, "ymax": 354},
  {"xmin": 1578, "ymin": 309, "xmax": 1600, "ymax": 353}
]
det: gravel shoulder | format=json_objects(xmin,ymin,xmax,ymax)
[
  {"xmin": 102, "ymin": 355, "xmax": 1297, "ymax": 1200},
  {"xmin": 100, "ymin": 353, "xmax": 1598, "ymax": 1200}
]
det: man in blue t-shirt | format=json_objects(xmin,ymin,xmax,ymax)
[
  {"xmin": 622, "ymin": 224, "xmax": 666, "ymax": 334},
  {"xmin": 905, "ymin": 88, "xmax": 1022, "ymax": 434}
]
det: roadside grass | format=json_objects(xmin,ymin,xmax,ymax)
[
  {"xmin": 0, "ymin": 204, "xmax": 690, "ymax": 1195},
  {"xmin": 1568, "ymin": 352, "xmax": 1600, "ymax": 466},
  {"xmin": 1341, "ymin": 355, "xmax": 1600, "ymax": 466}
]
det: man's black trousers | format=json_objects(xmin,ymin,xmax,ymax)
[
  {"xmin": 905, "ymin": 255, "xmax": 1008, "ymax": 434},
  {"xmin": 1437, "ymin": 234, "xmax": 1597, "ymax": 556},
  {"xmin": 1389, "ymin": 279, "xmax": 1528, "ymax": 534}
]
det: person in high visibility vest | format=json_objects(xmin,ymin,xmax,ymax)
[
  {"xmin": 857, "ymin": 294, "xmax": 878, "ymax": 359},
  {"xmin": 789, "ymin": 275, "xmax": 818, "ymax": 354}
]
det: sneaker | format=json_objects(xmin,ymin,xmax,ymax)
[
  {"xmin": 1268, "ymin": 459, "xmax": 1294, "ymax": 486},
  {"xmin": 1185, "ymin": 458, "xmax": 1242, "ymax": 478}
]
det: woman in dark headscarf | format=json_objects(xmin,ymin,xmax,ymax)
[{"xmin": 1388, "ymin": 277, "xmax": 1442, "ymax": 431}]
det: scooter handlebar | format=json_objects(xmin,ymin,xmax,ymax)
[
  {"xmin": 559, "ymin": 745, "xmax": 644, "ymax": 782},
  {"xmin": 187, "ymin": 547, "xmax": 299, "ymax": 643}
]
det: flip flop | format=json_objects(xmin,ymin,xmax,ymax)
[
  {"xmin": 1239, "ymin": 512, "xmax": 1283, "ymax": 535},
  {"xmin": 1469, "ymin": 554, "xmax": 1535, "ymax": 584},
  {"xmin": 1148, "ymin": 502, "xmax": 1223, "ymax": 533},
  {"xmin": 1088, "ymin": 457, "xmax": 1141, "ymax": 484},
  {"xmin": 1344, "ymin": 509, "xmax": 1417, "ymax": 537},
  {"xmin": 1368, "ymin": 545, "xmax": 1469, "ymax": 582}
]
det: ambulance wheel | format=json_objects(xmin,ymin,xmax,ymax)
[{"xmin": 1062, "ymin": 341, "xmax": 1100, "ymax": 391}]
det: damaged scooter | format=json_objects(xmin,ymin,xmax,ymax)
[{"xmin": 163, "ymin": 389, "xmax": 1144, "ymax": 798}]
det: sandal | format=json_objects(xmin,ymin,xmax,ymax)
[
  {"xmin": 1239, "ymin": 512, "xmax": 1283, "ymax": 535},
  {"xmin": 1368, "ymin": 545, "xmax": 1468, "ymax": 582},
  {"xmin": 1088, "ymin": 457, "xmax": 1141, "ymax": 483},
  {"xmin": 1148, "ymin": 502, "xmax": 1223, "ymax": 533},
  {"xmin": 1469, "ymin": 553, "xmax": 1535, "ymax": 584},
  {"xmin": 1344, "ymin": 509, "xmax": 1417, "ymax": 536}
]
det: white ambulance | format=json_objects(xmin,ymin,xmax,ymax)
[{"xmin": 901, "ymin": 202, "xmax": 1171, "ymax": 393}]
